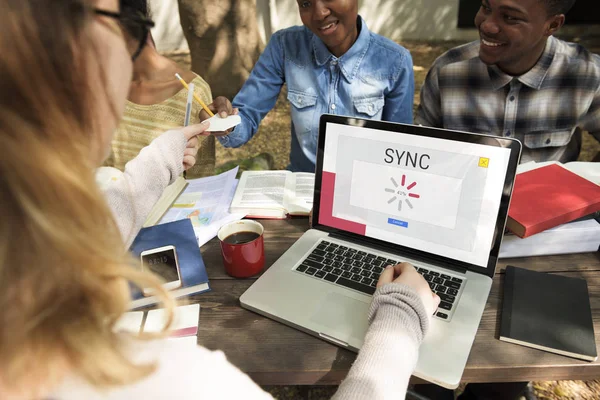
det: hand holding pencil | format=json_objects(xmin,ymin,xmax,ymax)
[
  {"xmin": 198, "ymin": 96, "xmax": 239, "ymax": 137},
  {"xmin": 181, "ymin": 121, "xmax": 211, "ymax": 171},
  {"xmin": 175, "ymin": 74, "xmax": 238, "ymax": 137},
  {"xmin": 175, "ymin": 73, "xmax": 214, "ymax": 117},
  {"xmin": 178, "ymin": 76, "xmax": 211, "ymax": 171}
]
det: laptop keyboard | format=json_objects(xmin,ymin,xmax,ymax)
[{"xmin": 294, "ymin": 240, "xmax": 464, "ymax": 321}]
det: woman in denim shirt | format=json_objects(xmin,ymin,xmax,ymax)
[{"xmin": 206, "ymin": 0, "xmax": 415, "ymax": 172}]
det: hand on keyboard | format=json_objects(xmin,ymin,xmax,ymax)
[{"xmin": 377, "ymin": 263, "xmax": 441, "ymax": 317}]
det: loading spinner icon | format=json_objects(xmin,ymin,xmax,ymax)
[{"xmin": 385, "ymin": 174, "xmax": 420, "ymax": 211}]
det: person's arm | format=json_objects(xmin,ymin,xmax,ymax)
[
  {"xmin": 101, "ymin": 124, "xmax": 208, "ymax": 247},
  {"xmin": 382, "ymin": 50, "xmax": 415, "ymax": 124},
  {"xmin": 333, "ymin": 264, "xmax": 439, "ymax": 400},
  {"xmin": 101, "ymin": 130, "xmax": 185, "ymax": 247},
  {"xmin": 217, "ymin": 32, "xmax": 286, "ymax": 148},
  {"xmin": 415, "ymin": 65, "xmax": 443, "ymax": 128}
]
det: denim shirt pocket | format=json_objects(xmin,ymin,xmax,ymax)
[
  {"xmin": 288, "ymin": 88, "xmax": 317, "ymax": 106},
  {"xmin": 523, "ymin": 129, "xmax": 573, "ymax": 149},
  {"xmin": 287, "ymin": 89, "xmax": 319, "ymax": 154},
  {"xmin": 353, "ymin": 96, "xmax": 385, "ymax": 118},
  {"xmin": 287, "ymin": 89, "xmax": 318, "ymax": 127}
]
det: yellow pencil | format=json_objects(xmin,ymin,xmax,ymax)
[{"xmin": 175, "ymin": 73, "xmax": 214, "ymax": 117}]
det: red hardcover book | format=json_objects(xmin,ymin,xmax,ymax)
[{"xmin": 506, "ymin": 164, "xmax": 600, "ymax": 238}]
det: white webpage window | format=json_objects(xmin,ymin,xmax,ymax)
[{"xmin": 350, "ymin": 161, "xmax": 463, "ymax": 230}]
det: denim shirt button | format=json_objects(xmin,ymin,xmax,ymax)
[
  {"xmin": 331, "ymin": 104, "xmax": 336, "ymax": 110},
  {"xmin": 297, "ymin": 96, "xmax": 303, "ymax": 104},
  {"xmin": 368, "ymin": 104, "xmax": 374, "ymax": 111},
  {"xmin": 331, "ymin": 60, "xmax": 338, "ymax": 66}
]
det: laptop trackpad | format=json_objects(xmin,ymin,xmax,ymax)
[{"xmin": 310, "ymin": 292, "xmax": 369, "ymax": 343}]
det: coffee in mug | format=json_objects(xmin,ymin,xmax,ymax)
[
  {"xmin": 217, "ymin": 220, "xmax": 265, "ymax": 278},
  {"xmin": 222, "ymin": 231, "xmax": 261, "ymax": 245}
]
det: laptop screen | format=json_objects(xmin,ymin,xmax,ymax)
[{"xmin": 317, "ymin": 121, "xmax": 514, "ymax": 269}]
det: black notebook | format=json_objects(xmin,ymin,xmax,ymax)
[{"xmin": 500, "ymin": 265, "xmax": 597, "ymax": 361}]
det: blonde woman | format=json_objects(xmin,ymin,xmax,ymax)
[{"xmin": 0, "ymin": 1, "xmax": 439, "ymax": 399}]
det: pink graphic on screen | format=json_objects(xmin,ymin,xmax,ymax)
[
  {"xmin": 319, "ymin": 171, "xmax": 366, "ymax": 235},
  {"xmin": 385, "ymin": 174, "xmax": 421, "ymax": 212}
]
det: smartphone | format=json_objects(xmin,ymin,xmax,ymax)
[{"xmin": 140, "ymin": 245, "xmax": 182, "ymax": 295}]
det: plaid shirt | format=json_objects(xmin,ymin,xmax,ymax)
[{"xmin": 416, "ymin": 36, "xmax": 600, "ymax": 163}]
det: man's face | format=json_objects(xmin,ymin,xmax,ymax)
[
  {"xmin": 297, "ymin": 0, "xmax": 359, "ymax": 57},
  {"xmin": 474, "ymin": 0, "xmax": 563, "ymax": 75}
]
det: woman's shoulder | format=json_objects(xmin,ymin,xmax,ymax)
[
  {"xmin": 187, "ymin": 74, "xmax": 212, "ymax": 101},
  {"xmin": 272, "ymin": 24, "xmax": 310, "ymax": 39},
  {"xmin": 190, "ymin": 74, "xmax": 211, "ymax": 90},
  {"xmin": 173, "ymin": 69, "xmax": 210, "ymax": 93},
  {"xmin": 50, "ymin": 338, "xmax": 272, "ymax": 400},
  {"xmin": 123, "ymin": 339, "xmax": 273, "ymax": 399},
  {"xmin": 368, "ymin": 32, "xmax": 411, "ymax": 61},
  {"xmin": 271, "ymin": 25, "xmax": 313, "ymax": 49}
]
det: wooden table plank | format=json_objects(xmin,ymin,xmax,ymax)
[
  {"xmin": 196, "ymin": 219, "xmax": 600, "ymax": 384},
  {"xmin": 195, "ymin": 270, "xmax": 600, "ymax": 385},
  {"xmin": 462, "ymin": 270, "xmax": 600, "ymax": 382},
  {"xmin": 193, "ymin": 279, "xmax": 356, "ymax": 385}
]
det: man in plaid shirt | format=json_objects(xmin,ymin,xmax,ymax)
[
  {"xmin": 416, "ymin": 1, "xmax": 598, "ymax": 399},
  {"xmin": 416, "ymin": 0, "xmax": 600, "ymax": 163}
]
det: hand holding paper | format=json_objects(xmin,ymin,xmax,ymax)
[
  {"xmin": 199, "ymin": 96, "xmax": 239, "ymax": 136},
  {"xmin": 205, "ymin": 114, "xmax": 241, "ymax": 132}
]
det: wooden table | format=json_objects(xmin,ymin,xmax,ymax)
[{"xmin": 192, "ymin": 218, "xmax": 600, "ymax": 385}]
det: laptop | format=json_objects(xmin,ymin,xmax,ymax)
[{"xmin": 240, "ymin": 114, "xmax": 521, "ymax": 389}]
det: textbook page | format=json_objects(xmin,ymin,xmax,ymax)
[
  {"xmin": 194, "ymin": 179, "xmax": 245, "ymax": 247},
  {"xmin": 160, "ymin": 167, "xmax": 238, "ymax": 227},
  {"xmin": 285, "ymin": 172, "xmax": 315, "ymax": 215},
  {"xmin": 230, "ymin": 171, "xmax": 291, "ymax": 218}
]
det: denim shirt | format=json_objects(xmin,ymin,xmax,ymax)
[{"xmin": 219, "ymin": 17, "xmax": 415, "ymax": 172}]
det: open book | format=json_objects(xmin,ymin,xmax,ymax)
[
  {"xmin": 143, "ymin": 176, "xmax": 188, "ymax": 227},
  {"xmin": 229, "ymin": 170, "xmax": 315, "ymax": 218}
]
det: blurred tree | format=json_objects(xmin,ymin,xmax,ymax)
[{"xmin": 177, "ymin": 0, "xmax": 263, "ymax": 99}]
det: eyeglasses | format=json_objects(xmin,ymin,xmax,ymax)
[{"xmin": 94, "ymin": 9, "xmax": 155, "ymax": 61}]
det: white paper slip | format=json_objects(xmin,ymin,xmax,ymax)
[
  {"xmin": 114, "ymin": 311, "xmax": 144, "ymax": 334},
  {"xmin": 143, "ymin": 304, "xmax": 200, "ymax": 337},
  {"xmin": 205, "ymin": 114, "xmax": 241, "ymax": 132}
]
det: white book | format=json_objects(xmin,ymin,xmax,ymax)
[
  {"xmin": 144, "ymin": 304, "xmax": 200, "ymax": 337},
  {"xmin": 114, "ymin": 311, "xmax": 144, "ymax": 334},
  {"xmin": 517, "ymin": 160, "xmax": 600, "ymax": 184},
  {"xmin": 499, "ymin": 218, "xmax": 600, "ymax": 258},
  {"xmin": 229, "ymin": 170, "xmax": 315, "ymax": 218}
]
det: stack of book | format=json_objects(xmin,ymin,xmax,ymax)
[
  {"xmin": 499, "ymin": 162, "xmax": 600, "ymax": 258},
  {"xmin": 129, "ymin": 219, "xmax": 210, "ymax": 309}
]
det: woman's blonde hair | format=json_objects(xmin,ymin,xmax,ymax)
[{"xmin": 0, "ymin": 0, "xmax": 173, "ymax": 393}]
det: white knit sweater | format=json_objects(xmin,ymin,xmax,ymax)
[{"xmin": 52, "ymin": 130, "xmax": 428, "ymax": 399}]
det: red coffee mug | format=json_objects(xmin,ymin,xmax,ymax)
[{"xmin": 217, "ymin": 220, "xmax": 265, "ymax": 278}]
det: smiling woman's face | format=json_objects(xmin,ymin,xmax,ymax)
[{"xmin": 297, "ymin": 0, "xmax": 359, "ymax": 57}]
